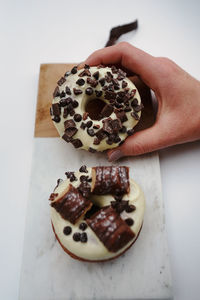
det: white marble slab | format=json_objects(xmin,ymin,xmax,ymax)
[{"xmin": 19, "ymin": 138, "xmax": 173, "ymax": 300}]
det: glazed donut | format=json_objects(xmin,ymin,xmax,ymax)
[
  {"xmin": 49, "ymin": 166, "xmax": 145, "ymax": 262},
  {"xmin": 50, "ymin": 65, "xmax": 143, "ymax": 152}
]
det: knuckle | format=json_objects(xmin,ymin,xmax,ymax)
[{"xmin": 117, "ymin": 41, "xmax": 131, "ymax": 50}]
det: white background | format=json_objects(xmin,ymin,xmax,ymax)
[{"xmin": 0, "ymin": 0, "xmax": 200, "ymax": 299}]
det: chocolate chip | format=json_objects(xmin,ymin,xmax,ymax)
[
  {"xmin": 60, "ymin": 91, "xmax": 66, "ymax": 98},
  {"xmin": 64, "ymin": 71, "xmax": 71, "ymax": 77},
  {"xmin": 57, "ymin": 77, "xmax": 66, "ymax": 86},
  {"xmin": 63, "ymin": 226, "xmax": 72, "ymax": 235},
  {"xmin": 78, "ymin": 181, "xmax": 91, "ymax": 198},
  {"xmin": 95, "ymin": 90, "xmax": 103, "ymax": 97},
  {"xmin": 79, "ymin": 222, "xmax": 88, "ymax": 231},
  {"xmin": 107, "ymin": 84, "xmax": 114, "ymax": 92},
  {"xmin": 114, "ymin": 194, "xmax": 123, "ymax": 201},
  {"xmin": 80, "ymin": 122, "xmax": 86, "ymax": 130},
  {"xmin": 118, "ymin": 68, "xmax": 126, "ymax": 77},
  {"xmin": 76, "ymin": 78, "xmax": 85, "ymax": 86},
  {"xmin": 65, "ymin": 127, "xmax": 78, "ymax": 138},
  {"xmin": 93, "ymin": 138, "xmax": 100, "ymax": 145},
  {"xmin": 116, "ymin": 96, "xmax": 124, "ymax": 104},
  {"xmin": 73, "ymin": 232, "xmax": 81, "ymax": 241},
  {"xmin": 115, "ymin": 200, "xmax": 129, "ymax": 214},
  {"xmin": 105, "ymin": 75, "xmax": 112, "ymax": 83},
  {"xmin": 122, "ymin": 80, "xmax": 128, "ymax": 88},
  {"xmin": 126, "ymin": 204, "xmax": 136, "ymax": 213},
  {"xmin": 93, "ymin": 71, "xmax": 99, "ymax": 80},
  {"xmin": 114, "ymin": 135, "xmax": 121, "ymax": 143},
  {"xmin": 84, "ymin": 64, "xmax": 90, "ymax": 69},
  {"xmin": 124, "ymin": 107, "xmax": 132, "ymax": 112},
  {"xmin": 104, "ymin": 90, "xmax": 116, "ymax": 100},
  {"xmin": 65, "ymin": 172, "xmax": 77, "ymax": 182},
  {"xmin": 79, "ymin": 165, "xmax": 88, "ymax": 173},
  {"xmin": 62, "ymin": 133, "xmax": 72, "ymax": 142},
  {"xmin": 65, "ymin": 97, "xmax": 72, "ymax": 104},
  {"xmin": 99, "ymin": 78, "xmax": 105, "ymax": 86},
  {"xmin": 53, "ymin": 86, "xmax": 60, "ymax": 97},
  {"xmin": 72, "ymin": 100, "xmax": 79, "ymax": 108},
  {"xmin": 80, "ymin": 175, "xmax": 89, "ymax": 182},
  {"xmin": 73, "ymin": 88, "xmax": 82, "ymax": 95},
  {"xmin": 120, "ymin": 126, "xmax": 127, "ymax": 133},
  {"xmin": 63, "ymin": 108, "xmax": 69, "ymax": 118},
  {"xmin": 83, "ymin": 112, "xmax": 89, "ymax": 120},
  {"xmin": 134, "ymin": 104, "xmax": 143, "ymax": 112},
  {"xmin": 115, "ymin": 102, "xmax": 123, "ymax": 109},
  {"xmin": 106, "ymin": 139, "xmax": 113, "ymax": 145},
  {"xmin": 111, "ymin": 119, "xmax": 122, "ymax": 133},
  {"xmin": 69, "ymin": 109, "xmax": 75, "ymax": 116},
  {"xmin": 52, "ymin": 116, "xmax": 60, "ymax": 123},
  {"xmin": 89, "ymin": 147, "xmax": 96, "ymax": 153},
  {"xmin": 102, "ymin": 118, "xmax": 113, "ymax": 134},
  {"xmin": 101, "ymin": 104, "xmax": 114, "ymax": 117},
  {"xmin": 87, "ymin": 128, "xmax": 95, "ymax": 136},
  {"xmin": 115, "ymin": 110, "xmax": 128, "ymax": 123},
  {"xmin": 65, "ymin": 86, "xmax": 71, "ymax": 95},
  {"xmin": 95, "ymin": 129, "xmax": 107, "ymax": 141},
  {"xmin": 80, "ymin": 232, "xmax": 88, "ymax": 243},
  {"xmin": 130, "ymin": 89, "xmax": 136, "ymax": 98},
  {"xmin": 79, "ymin": 69, "xmax": 91, "ymax": 77},
  {"xmin": 74, "ymin": 114, "xmax": 82, "ymax": 122},
  {"xmin": 71, "ymin": 139, "xmax": 83, "ymax": 148},
  {"xmin": 93, "ymin": 124, "xmax": 100, "ymax": 129},
  {"xmin": 85, "ymin": 87, "xmax": 93, "ymax": 95},
  {"xmin": 111, "ymin": 65, "xmax": 118, "ymax": 73},
  {"xmin": 125, "ymin": 218, "xmax": 134, "ymax": 226},
  {"xmin": 64, "ymin": 119, "xmax": 76, "ymax": 129},
  {"xmin": 131, "ymin": 112, "xmax": 140, "ymax": 120},
  {"xmin": 87, "ymin": 78, "xmax": 98, "ymax": 87},
  {"xmin": 52, "ymin": 103, "xmax": 61, "ymax": 116},
  {"xmin": 71, "ymin": 66, "xmax": 78, "ymax": 74},
  {"xmin": 59, "ymin": 98, "xmax": 68, "ymax": 107},
  {"xmin": 86, "ymin": 120, "xmax": 92, "ymax": 128},
  {"xmin": 127, "ymin": 128, "xmax": 134, "ymax": 136},
  {"xmin": 131, "ymin": 98, "xmax": 138, "ymax": 107}
]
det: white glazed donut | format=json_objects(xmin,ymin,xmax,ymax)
[
  {"xmin": 49, "ymin": 166, "xmax": 145, "ymax": 262},
  {"xmin": 51, "ymin": 65, "xmax": 143, "ymax": 153}
]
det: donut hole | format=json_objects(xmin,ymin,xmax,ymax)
[{"xmin": 85, "ymin": 98, "xmax": 106, "ymax": 120}]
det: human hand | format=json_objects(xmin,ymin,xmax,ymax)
[{"xmin": 83, "ymin": 42, "xmax": 200, "ymax": 161}]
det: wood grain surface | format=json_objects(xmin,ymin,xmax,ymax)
[{"xmin": 34, "ymin": 64, "xmax": 156, "ymax": 137}]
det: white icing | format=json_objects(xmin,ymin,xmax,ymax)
[
  {"xmin": 52, "ymin": 66, "xmax": 141, "ymax": 151},
  {"xmin": 51, "ymin": 168, "xmax": 145, "ymax": 261}
]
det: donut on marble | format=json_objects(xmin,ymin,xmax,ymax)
[
  {"xmin": 50, "ymin": 65, "xmax": 143, "ymax": 152},
  {"xmin": 49, "ymin": 166, "xmax": 145, "ymax": 262}
]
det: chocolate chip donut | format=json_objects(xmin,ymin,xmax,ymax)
[
  {"xmin": 50, "ymin": 65, "xmax": 143, "ymax": 152},
  {"xmin": 49, "ymin": 166, "xmax": 145, "ymax": 262}
]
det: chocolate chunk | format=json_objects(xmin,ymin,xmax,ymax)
[
  {"xmin": 127, "ymin": 128, "xmax": 134, "ymax": 136},
  {"xmin": 124, "ymin": 107, "xmax": 132, "ymax": 112},
  {"xmin": 65, "ymin": 97, "xmax": 72, "ymax": 104},
  {"xmin": 80, "ymin": 232, "xmax": 88, "ymax": 243},
  {"xmin": 131, "ymin": 112, "xmax": 140, "ymax": 120},
  {"xmin": 63, "ymin": 226, "xmax": 72, "ymax": 235},
  {"xmin": 79, "ymin": 69, "xmax": 91, "ymax": 77},
  {"xmin": 76, "ymin": 78, "xmax": 85, "ymax": 86},
  {"xmin": 64, "ymin": 71, "xmax": 71, "ymax": 77},
  {"xmin": 65, "ymin": 172, "xmax": 77, "ymax": 182},
  {"xmin": 64, "ymin": 127, "xmax": 78, "ymax": 138},
  {"xmin": 79, "ymin": 165, "xmax": 88, "ymax": 173},
  {"xmin": 87, "ymin": 128, "xmax": 95, "ymax": 137},
  {"xmin": 53, "ymin": 116, "xmax": 61, "ymax": 123},
  {"xmin": 59, "ymin": 98, "xmax": 68, "ymax": 107},
  {"xmin": 114, "ymin": 194, "xmax": 123, "ymax": 201},
  {"xmin": 86, "ymin": 120, "xmax": 93, "ymax": 128},
  {"xmin": 113, "ymin": 200, "xmax": 129, "ymax": 214},
  {"xmin": 57, "ymin": 77, "xmax": 66, "ymax": 86},
  {"xmin": 73, "ymin": 232, "xmax": 81, "ymax": 241},
  {"xmin": 85, "ymin": 87, "xmax": 93, "ymax": 95},
  {"xmin": 80, "ymin": 122, "xmax": 86, "ymax": 130},
  {"xmin": 60, "ymin": 91, "xmax": 66, "ymax": 98},
  {"xmin": 115, "ymin": 110, "xmax": 128, "ymax": 123},
  {"xmin": 118, "ymin": 68, "xmax": 127, "ymax": 78},
  {"xmin": 74, "ymin": 114, "xmax": 82, "ymax": 122},
  {"xmin": 72, "ymin": 100, "xmax": 79, "ymax": 108},
  {"xmin": 52, "ymin": 103, "xmax": 61, "ymax": 116},
  {"xmin": 71, "ymin": 66, "xmax": 78, "ymax": 74},
  {"xmin": 86, "ymin": 206, "xmax": 135, "ymax": 252},
  {"xmin": 99, "ymin": 78, "xmax": 105, "ymax": 86},
  {"xmin": 84, "ymin": 64, "xmax": 90, "ymax": 69},
  {"xmin": 131, "ymin": 98, "xmax": 138, "ymax": 107},
  {"xmin": 107, "ymin": 84, "xmax": 114, "ymax": 92},
  {"xmin": 51, "ymin": 184, "xmax": 92, "ymax": 224},
  {"xmin": 80, "ymin": 175, "xmax": 89, "ymax": 182},
  {"xmin": 126, "ymin": 204, "xmax": 136, "ymax": 213},
  {"xmin": 93, "ymin": 71, "xmax": 99, "ymax": 80},
  {"xmin": 79, "ymin": 222, "xmax": 88, "ymax": 231},
  {"xmin": 78, "ymin": 181, "xmax": 91, "ymax": 198},
  {"xmin": 73, "ymin": 88, "xmax": 82, "ymax": 95},
  {"xmin": 62, "ymin": 132, "xmax": 72, "ymax": 142},
  {"xmin": 111, "ymin": 65, "xmax": 118, "ymax": 73},
  {"xmin": 106, "ymin": 139, "xmax": 113, "ymax": 145},
  {"xmin": 87, "ymin": 78, "xmax": 98, "ymax": 87},
  {"xmin": 71, "ymin": 139, "xmax": 83, "ymax": 148},
  {"xmin": 89, "ymin": 147, "xmax": 96, "ymax": 153},
  {"xmin": 104, "ymin": 90, "xmax": 116, "ymax": 100},
  {"xmin": 105, "ymin": 75, "xmax": 112, "ymax": 83},
  {"xmin": 116, "ymin": 96, "xmax": 124, "ymax": 104},
  {"xmin": 69, "ymin": 109, "xmax": 75, "ymax": 116},
  {"xmin": 102, "ymin": 85, "xmax": 108, "ymax": 91},
  {"xmin": 120, "ymin": 126, "xmax": 127, "ymax": 133},
  {"xmin": 134, "ymin": 104, "xmax": 143, "ymax": 112},
  {"xmin": 95, "ymin": 90, "xmax": 103, "ymax": 97},
  {"xmin": 65, "ymin": 86, "xmax": 71, "ymax": 95},
  {"xmin": 64, "ymin": 119, "xmax": 76, "ymax": 129},
  {"xmin": 83, "ymin": 112, "xmax": 89, "ymax": 120},
  {"xmin": 125, "ymin": 218, "xmax": 134, "ymax": 226},
  {"xmin": 111, "ymin": 119, "xmax": 122, "ymax": 133},
  {"xmin": 95, "ymin": 129, "xmax": 107, "ymax": 141},
  {"xmin": 103, "ymin": 118, "xmax": 113, "ymax": 134},
  {"xmin": 122, "ymin": 80, "xmax": 128, "ymax": 88},
  {"xmin": 101, "ymin": 104, "xmax": 114, "ymax": 117},
  {"xmin": 114, "ymin": 135, "xmax": 121, "ymax": 143},
  {"xmin": 53, "ymin": 86, "xmax": 60, "ymax": 97},
  {"xmin": 93, "ymin": 138, "xmax": 100, "ymax": 145}
]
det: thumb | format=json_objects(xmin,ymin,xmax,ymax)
[{"xmin": 107, "ymin": 124, "xmax": 166, "ymax": 161}]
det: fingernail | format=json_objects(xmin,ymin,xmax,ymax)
[{"xmin": 108, "ymin": 149, "xmax": 123, "ymax": 162}]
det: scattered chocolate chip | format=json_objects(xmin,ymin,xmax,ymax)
[
  {"xmin": 80, "ymin": 232, "xmax": 88, "ymax": 243},
  {"xmin": 131, "ymin": 98, "xmax": 138, "ymax": 107},
  {"xmin": 85, "ymin": 87, "xmax": 93, "ymax": 95},
  {"xmin": 124, "ymin": 107, "xmax": 132, "ymax": 112},
  {"xmin": 71, "ymin": 139, "xmax": 83, "ymax": 148},
  {"xmin": 52, "ymin": 116, "xmax": 61, "ymax": 123},
  {"xmin": 130, "ymin": 89, "xmax": 136, "ymax": 98},
  {"xmin": 62, "ymin": 133, "xmax": 72, "ymax": 142},
  {"xmin": 120, "ymin": 126, "xmax": 127, "ymax": 133},
  {"xmin": 115, "ymin": 102, "xmax": 123, "ymax": 109},
  {"xmin": 134, "ymin": 104, "xmax": 144, "ymax": 112},
  {"xmin": 64, "ymin": 127, "xmax": 78, "ymax": 138},
  {"xmin": 127, "ymin": 128, "xmax": 134, "ymax": 136},
  {"xmin": 63, "ymin": 226, "xmax": 72, "ymax": 235},
  {"xmin": 101, "ymin": 104, "xmax": 114, "ymax": 117},
  {"xmin": 89, "ymin": 147, "xmax": 96, "ymax": 153},
  {"xmin": 64, "ymin": 119, "xmax": 76, "ymax": 129},
  {"xmin": 60, "ymin": 91, "xmax": 66, "ymax": 98},
  {"xmin": 57, "ymin": 77, "xmax": 66, "ymax": 86},
  {"xmin": 53, "ymin": 86, "xmax": 60, "ymax": 97},
  {"xmin": 95, "ymin": 90, "xmax": 103, "ymax": 97},
  {"xmin": 78, "ymin": 181, "xmax": 91, "ymax": 198},
  {"xmin": 93, "ymin": 71, "xmax": 99, "ymax": 80},
  {"xmin": 107, "ymin": 84, "xmax": 114, "ymax": 92},
  {"xmin": 111, "ymin": 119, "xmax": 122, "ymax": 133},
  {"xmin": 102, "ymin": 118, "xmax": 114, "ymax": 134},
  {"xmin": 79, "ymin": 222, "xmax": 88, "ymax": 231},
  {"xmin": 113, "ymin": 200, "xmax": 129, "ymax": 214},
  {"xmin": 80, "ymin": 122, "xmax": 86, "ymax": 130},
  {"xmin": 84, "ymin": 64, "xmax": 90, "ymax": 69},
  {"xmin": 114, "ymin": 135, "xmax": 121, "ymax": 143},
  {"xmin": 126, "ymin": 204, "xmax": 136, "ymax": 213},
  {"xmin": 111, "ymin": 65, "xmax": 118, "ymax": 73},
  {"xmin": 102, "ymin": 85, "xmax": 108, "ymax": 91},
  {"xmin": 80, "ymin": 175, "xmax": 89, "ymax": 182},
  {"xmin": 64, "ymin": 71, "xmax": 71, "ymax": 77},
  {"xmin": 131, "ymin": 112, "xmax": 140, "ymax": 120},
  {"xmin": 73, "ymin": 232, "xmax": 81, "ymax": 242},
  {"xmin": 59, "ymin": 98, "xmax": 68, "ymax": 107},
  {"xmin": 74, "ymin": 114, "xmax": 82, "ymax": 122},
  {"xmin": 105, "ymin": 75, "xmax": 112, "ymax": 83},
  {"xmin": 93, "ymin": 124, "xmax": 100, "ymax": 129},
  {"xmin": 122, "ymin": 80, "xmax": 128, "ymax": 88},
  {"xmin": 76, "ymin": 78, "xmax": 85, "ymax": 86},
  {"xmin": 86, "ymin": 120, "xmax": 93, "ymax": 128},
  {"xmin": 104, "ymin": 90, "xmax": 116, "ymax": 100},
  {"xmin": 52, "ymin": 103, "xmax": 61, "ymax": 116},
  {"xmin": 114, "ymin": 194, "xmax": 123, "ymax": 201},
  {"xmin": 95, "ymin": 129, "xmax": 107, "ymax": 141},
  {"xmin": 69, "ymin": 109, "xmax": 75, "ymax": 116},
  {"xmin": 65, "ymin": 171, "xmax": 77, "ymax": 182},
  {"xmin": 125, "ymin": 218, "xmax": 134, "ymax": 226},
  {"xmin": 73, "ymin": 88, "xmax": 82, "ymax": 95},
  {"xmin": 106, "ymin": 139, "xmax": 113, "ymax": 145},
  {"xmin": 63, "ymin": 108, "xmax": 69, "ymax": 118},
  {"xmin": 79, "ymin": 69, "xmax": 91, "ymax": 77},
  {"xmin": 93, "ymin": 138, "xmax": 100, "ymax": 145},
  {"xmin": 87, "ymin": 128, "xmax": 95, "ymax": 136},
  {"xmin": 87, "ymin": 77, "xmax": 98, "ymax": 87},
  {"xmin": 99, "ymin": 78, "xmax": 106, "ymax": 86},
  {"xmin": 115, "ymin": 110, "xmax": 128, "ymax": 123},
  {"xmin": 116, "ymin": 96, "xmax": 124, "ymax": 104},
  {"xmin": 72, "ymin": 100, "xmax": 79, "ymax": 108},
  {"xmin": 79, "ymin": 165, "xmax": 88, "ymax": 173},
  {"xmin": 65, "ymin": 86, "xmax": 71, "ymax": 95},
  {"xmin": 83, "ymin": 112, "xmax": 89, "ymax": 120},
  {"xmin": 71, "ymin": 66, "xmax": 78, "ymax": 74}
]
